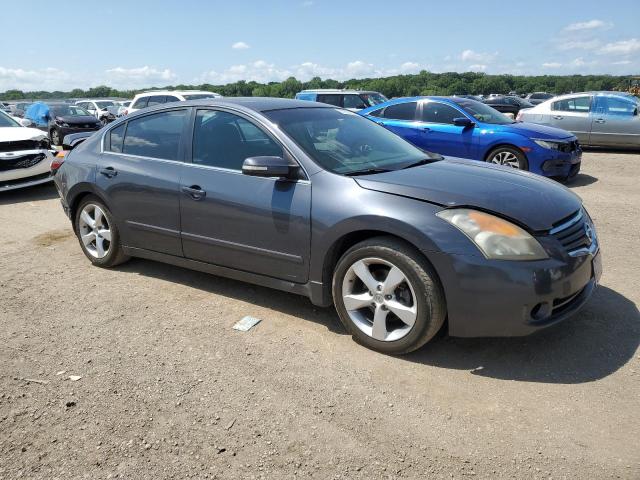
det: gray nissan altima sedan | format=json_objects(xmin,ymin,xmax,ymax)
[{"xmin": 52, "ymin": 98, "xmax": 602, "ymax": 354}]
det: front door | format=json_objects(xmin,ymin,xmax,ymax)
[
  {"xmin": 589, "ymin": 95, "xmax": 640, "ymax": 147},
  {"xmin": 372, "ymin": 101, "xmax": 422, "ymax": 147},
  {"xmin": 414, "ymin": 101, "xmax": 476, "ymax": 158},
  {"xmin": 179, "ymin": 109, "xmax": 311, "ymax": 282},
  {"xmin": 96, "ymin": 109, "xmax": 188, "ymax": 257}
]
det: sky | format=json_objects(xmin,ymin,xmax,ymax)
[{"xmin": 1, "ymin": 0, "xmax": 639, "ymax": 92}]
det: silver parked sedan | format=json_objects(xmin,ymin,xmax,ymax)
[{"xmin": 518, "ymin": 92, "xmax": 640, "ymax": 148}]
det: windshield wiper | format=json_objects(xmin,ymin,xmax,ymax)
[
  {"xmin": 400, "ymin": 155, "xmax": 443, "ymax": 170},
  {"xmin": 344, "ymin": 168, "xmax": 392, "ymax": 176}
]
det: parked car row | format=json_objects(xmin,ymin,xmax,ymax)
[{"xmin": 50, "ymin": 97, "xmax": 602, "ymax": 354}]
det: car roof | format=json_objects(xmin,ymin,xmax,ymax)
[
  {"xmin": 298, "ymin": 89, "xmax": 380, "ymax": 94},
  {"xmin": 182, "ymin": 97, "xmax": 334, "ymax": 112},
  {"xmin": 134, "ymin": 90, "xmax": 218, "ymax": 97}
]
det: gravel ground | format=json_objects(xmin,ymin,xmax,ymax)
[{"xmin": 1, "ymin": 150, "xmax": 639, "ymax": 479}]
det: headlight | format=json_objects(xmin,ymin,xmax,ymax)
[
  {"xmin": 533, "ymin": 139, "xmax": 562, "ymax": 150},
  {"xmin": 436, "ymin": 208, "xmax": 548, "ymax": 260}
]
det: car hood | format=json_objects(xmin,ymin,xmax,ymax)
[
  {"xmin": 56, "ymin": 115, "xmax": 98, "ymax": 125},
  {"xmin": 0, "ymin": 126, "xmax": 48, "ymax": 142},
  {"xmin": 354, "ymin": 158, "xmax": 582, "ymax": 232},
  {"xmin": 493, "ymin": 121, "xmax": 575, "ymax": 140}
]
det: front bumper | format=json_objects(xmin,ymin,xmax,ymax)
[
  {"xmin": 531, "ymin": 146, "xmax": 582, "ymax": 178},
  {"xmin": 56, "ymin": 125, "xmax": 100, "ymax": 140},
  {"xmin": 428, "ymin": 248, "xmax": 601, "ymax": 337},
  {"xmin": 0, "ymin": 149, "xmax": 55, "ymax": 191}
]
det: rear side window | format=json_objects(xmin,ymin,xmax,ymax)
[
  {"xmin": 343, "ymin": 95, "xmax": 367, "ymax": 109},
  {"xmin": 109, "ymin": 123, "xmax": 126, "ymax": 153},
  {"xmin": 122, "ymin": 110, "xmax": 187, "ymax": 160},
  {"xmin": 421, "ymin": 102, "xmax": 463, "ymax": 124},
  {"xmin": 368, "ymin": 108, "xmax": 385, "ymax": 117},
  {"xmin": 165, "ymin": 96, "xmax": 180, "ymax": 103},
  {"xmin": 316, "ymin": 94, "xmax": 342, "ymax": 107},
  {"xmin": 382, "ymin": 102, "xmax": 417, "ymax": 121},
  {"xmin": 192, "ymin": 110, "xmax": 282, "ymax": 170},
  {"xmin": 146, "ymin": 96, "xmax": 166, "ymax": 107},
  {"xmin": 552, "ymin": 97, "xmax": 591, "ymax": 112},
  {"xmin": 132, "ymin": 97, "xmax": 149, "ymax": 109}
]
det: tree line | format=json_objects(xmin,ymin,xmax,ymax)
[{"xmin": 1, "ymin": 71, "xmax": 634, "ymax": 101}]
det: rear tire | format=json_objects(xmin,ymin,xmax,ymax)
[
  {"xmin": 74, "ymin": 195, "xmax": 129, "ymax": 268},
  {"xmin": 486, "ymin": 146, "xmax": 529, "ymax": 171},
  {"xmin": 332, "ymin": 237, "xmax": 446, "ymax": 355}
]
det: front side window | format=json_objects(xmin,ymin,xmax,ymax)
[
  {"xmin": 450, "ymin": 99, "xmax": 514, "ymax": 125},
  {"xmin": 421, "ymin": 102, "xmax": 463, "ymax": 124},
  {"xmin": 382, "ymin": 102, "xmax": 417, "ymax": 121},
  {"xmin": 122, "ymin": 110, "xmax": 187, "ymax": 160},
  {"xmin": 552, "ymin": 96, "xmax": 591, "ymax": 112},
  {"xmin": 265, "ymin": 108, "xmax": 431, "ymax": 175},
  {"xmin": 595, "ymin": 96, "xmax": 637, "ymax": 116},
  {"xmin": 164, "ymin": 96, "xmax": 180, "ymax": 103},
  {"xmin": 109, "ymin": 123, "xmax": 126, "ymax": 153},
  {"xmin": 343, "ymin": 95, "xmax": 367, "ymax": 109},
  {"xmin": 360, "ymin": 92, "xmax": 388, "ymax": 107},
  {"xmin": 316, "ymin": 94, "xmax": 342, "ymax": 107},
  {"xmin": 0, "ymin": 110, "xmax": 19, "ymax": 127},
  {"xmin": 192, "ymin": 110, "xmax": 282, "ymax": 170}
]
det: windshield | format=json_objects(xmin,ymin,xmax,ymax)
[
  {"xmin": 451, "ymin": 99, "xmax": 514, "ymax": 124},
  {"xmin": 265, "ymin": 107, "xmax": 432, "ymax": 175},
  {"xmin": 95, "ymin": 101, "xmax": 115, "ymax": 109},
  {"xmin": 0, "ymin": 110, "xmax": 20, "ymax": 127},
  {"xmin": 51, "ymin": 105, "xmax": 92, "ymax": 117},
  {"xmin": 183, "ymin": 93, "xmax": 218, "ymax": 100},
  {"xmin": 360, "ymin": 92, "xmax": 389, "ymax": 107}
]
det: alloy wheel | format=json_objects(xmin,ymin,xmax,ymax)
[
  {"xmin": 78, "ymin": 204, "xmax": 111, "ymax": 258},
  {"xmin": 490, "ymin": 150, "xmax": 520, "ymax": 168},
  {"xmin": 341, "ymin": 257, "xmax": 417, "ymax": 342}
]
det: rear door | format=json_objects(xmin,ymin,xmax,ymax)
[
  {"xmin": 179, "ymin": 109, "xmax": 311, "ymax": 282},
  {"xmin": 97, "ymin": 109, "xmax": 188, "ymax": 256},
  {"xmin": 589, "ymin": 96, "xmax": 640, "ymax": 147},
  {"xmin": 414, "ymin": 101, "xmax": 476, "ymax": 158},
  {"xmin": 547, "ymin": 96, "xmax": 592, "ymax": 143},
  {"xmin": 372, "ymin": 101, "xmax": 421, "ymax": 146}
]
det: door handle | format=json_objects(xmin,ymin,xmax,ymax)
[
  {"xmin": 553, "ymin": 115, "xmax": 563, "ymax": 120},
  {"xmin": 594, "ymin": 118, "xmax": 606, "ymax": 124},
  {"xmin": 99, "ymin": 167, "xmax": 117, "ymax": 178},
  {"xmin": 182, "ymin": 185, "xmax": 206, "ymax": 200}
]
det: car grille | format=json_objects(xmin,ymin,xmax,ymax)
[
  {"xmin": 0, "ymin": 140, "xmax": 41, "ymax": 152},
  {"xmin": 549, "ymin": 209, "xmax": 595, "ymax": 255},
  {"xmin": 0, "ymin": 153, "xmax": 46, "ymax": 171}
]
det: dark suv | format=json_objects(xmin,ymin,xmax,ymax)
[{"xmin": 52, "ymin": 98, "xmax": 601, "ymax": 354}]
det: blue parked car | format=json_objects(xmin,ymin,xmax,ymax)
[{"xmin": 359, "ymin": 96, "xmax": 582, "ymax": 181}]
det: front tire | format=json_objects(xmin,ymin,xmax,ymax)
[
  {"xmin": 486, "ymin": 146, "xmax": 529, "ymax": 171},
  {"xmin": 74, "ymin": 196, "xmax": 129, "ymax": 267},
  {"xmin": 332, "ymin": 237, "xmax": 446, "ymax": 355}
]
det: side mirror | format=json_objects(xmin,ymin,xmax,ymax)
[
  {"xmin": 453, "ymin": 117, "xmax": 474, "ymax": 127},
  {"xmin": 19, "ymin": 118, "xmax": 33, "ymax": 127},
  {"xmin": 242, "ymin": 156, "xmax": 296, "ymax": 179}
]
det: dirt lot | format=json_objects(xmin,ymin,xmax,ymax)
[{"xmin": 1, "ymin": 151, "xmax": 639, "ymax": 479}]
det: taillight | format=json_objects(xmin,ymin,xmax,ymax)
[{"xmin": 51, "ymin": 151, "xmax": 66, "ymax": 173}]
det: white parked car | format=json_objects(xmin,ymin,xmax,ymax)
[
  {"xmin": 125, "ymin": 90, "xmax": 222, "ymax": 115},
  {"xmin": 0, "ymin": 111, "xmax": 54, "ymax": 191},
  {"xmin": 75, "ymin": 100, "xmax": 118, "ymax": 125}
]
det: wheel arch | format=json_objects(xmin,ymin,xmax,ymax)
[
  {"xmin": 67, "ymin": 184, "xmax": 110, "ymax": 233},
  {"xmin": 483, "ymin": 142, "xmax": 529, "ymax": 162}
]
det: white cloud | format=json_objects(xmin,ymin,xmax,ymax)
[
  {"xmin": 557, "ymin": 39, "xmax": 601, "ymax": 51},
  {"xmin": 105, "ymin": 66, "xmax": 177, "ymax": 88},
  {"xmin": 0, "ymin": 66, "xmax": 75, "ymax": 91},
  {"xmin": 598, "ymin": 38, "xmax": 640, "ymax": 55},
  {"xmin": 468, "ymin": 64, "xmax": 487, "ymax": 72},
  {"xmin": 542, "ymin": 62, "xmax": 562, "ymax": 68},
  {"xmin": 612, "ymin": 60, "xmax": 632, "ymax": 65},
  {"xmin": 460, "ymin": 49, "xmax": 497, "ymax": 63},
  {"xmin": 399, "ymin": 62, "xmax": 420, "ymax": 73},
  {"xmin": 563, "ymin": 19, "xmax": 612, "ymax": 32},
  {"xmin": 301, "ymin": 0, "xmax": 314, "ymax": 6},
  {"xmin": 231, "ymin": 41, "xmax": 250, "ymax": 50}
]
